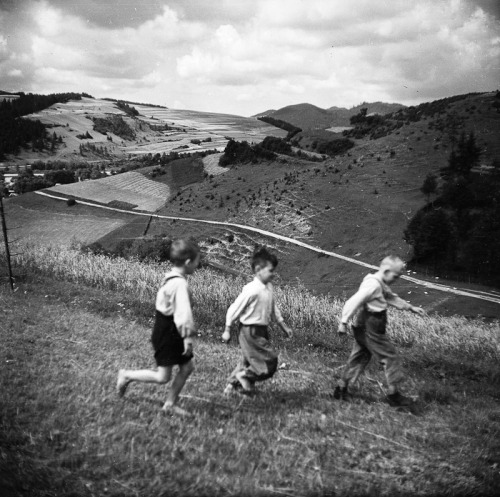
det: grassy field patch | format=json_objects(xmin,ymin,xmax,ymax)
[{"xmin": 1, "ymin": 244, "xmax": 499, "ymax": 495}]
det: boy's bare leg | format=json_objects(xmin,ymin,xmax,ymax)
[
  {"xmin": 235, "ymin": 370, "xmax": 253, "ymax": 392},
  {"xmin": 223, "ymin": 384, "xmax": 236, "ymax": 395},
  {"xmin": 117, "ymin": 367, "xmax": 171, "ymax": 397},
  {"xmin": 162, "ymin": 360, "xmax": 194, "ymax": 415}
]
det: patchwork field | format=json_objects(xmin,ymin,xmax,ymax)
[
  {"xmin": 12, "ymin": 97, "xmax": 286, "ymax": 164},
  {"xmin": 47, "ymin": 171, "xmax": 171, "ymax": 212}
]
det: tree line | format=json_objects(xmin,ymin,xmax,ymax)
[
  {"xmin": 3, "ymin": 163, "xmax": 108, "ymax": 195},
  {"xmin": 257, "ymin": 116, "xmax": 302, "ymax": 140},
  {"xmin": 404, "ymin": 132, "xmax": 500, "ymax": 285}
]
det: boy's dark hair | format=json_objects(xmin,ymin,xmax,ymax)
[
  {"xmin": 170, "ymin": 238, "xmax": 200, "ymax": 265},
  {"xmin": 251, "ymin": 246, "xmax": 278, "ymax": 271}
]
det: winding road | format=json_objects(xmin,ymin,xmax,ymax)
[{"xmin": 35, "ymin": 190, "xmax": 500, "ymax": 305}]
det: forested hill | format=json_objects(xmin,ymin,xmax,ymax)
[
  {"xmin": 255, "ymin": 101, "xmax": 406, "ymax": 130},
  {"xmin": 0, "ymin": 92, "xmax": 92, "ymax": 159}
]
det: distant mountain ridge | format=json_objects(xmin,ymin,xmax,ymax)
[{"xmin": 254, "ymin": 101, "xmax": 406, "ymax": 130}]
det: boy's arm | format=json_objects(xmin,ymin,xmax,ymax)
[
  {"xmin": 273, "ymin": 298, "xmax": 293, "ymax": 338},
  {"xmin": 222, "ymin": 288, "xmax": 253, "ymax": 342},
  {"xmin": 386, "ymin": 293, "xmax": 425, "ymax": 315},
  {"xmin": 338, "ymin": 287, "xmax": 373, "ymax": 334},
  {"xmin": 278, "ymin": 320, "xmax": 293, "ymax": 338},
  {"xmin": 172, "ymin": 281, "xmax": 195, "ymax": 338}
]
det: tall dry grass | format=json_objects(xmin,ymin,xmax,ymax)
[{"xmin": 9, "ymin": 241, "xmax": 499, "ymax": 363}]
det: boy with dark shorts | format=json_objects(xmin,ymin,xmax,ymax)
[
  {"xmin": 222, "ymin": 247, "xmax": 293, "ymax": 395},
  {"xmin": 116, "ymin": 239, "xmax": 200, "ymax": 416},
  {"xmin": 334, "ymin": 255, "xmax": 425, "ymax": 407}
]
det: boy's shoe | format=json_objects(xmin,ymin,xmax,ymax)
[
  {"xmin": 387, "ymin": 391, "xmax": 413, "ymax": 407},
  {"xmin": 333, "ymin": 386, "xmax": 350, "ymax": 401},
  {"xmin": 116, "ymin": 371, "xmax": 130, "ymax": 398}
]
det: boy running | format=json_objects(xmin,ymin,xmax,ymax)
[
  {"xmin": 222, "ymin": 246, "xmax": 293, "ymax": 395},
  {"xmin": 116, "ymin": 239, "xmax": 200, "ymax": 416},
  {"xmin": 334, "ymin": 255, "xmax": 425, "ymax": 407}
]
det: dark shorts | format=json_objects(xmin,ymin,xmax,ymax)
[{"xmin": 151, "ymin": 311, "xmax": 193, "ymax": 367}]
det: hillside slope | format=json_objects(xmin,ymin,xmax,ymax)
[{"xmin": 6, "ymin": 97, "xmax": 286, "ymax": 165}]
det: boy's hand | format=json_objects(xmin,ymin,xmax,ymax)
[
  {"xmin": 183, "ymin": 338, "xmax": 193, "ymax": 356},
  {"xmin": 338, "ymin": 323, "xmax": 349, "ymax": 335},
  {"xmin": 283, "ymin": 325, "xmax": 293, "ymax": 339},
  {"xmin": 222, "ymin": 328, "xmax": 231, "ymax": 343},
  {"xmin": 411, "ymin": 306, "xmax": 425, "ymax": 316}
]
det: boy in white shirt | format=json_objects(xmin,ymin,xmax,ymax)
[
  {"xmin": 334, "ymin": 255, "xmax": 425, "ymax": 407},
  {"xmin": 116, "ymin": 239, "xmax": 200, "ymax": 416},
  {"xmin": 222, "ymin": 247, "xmax": 293, "ymax": 395}
]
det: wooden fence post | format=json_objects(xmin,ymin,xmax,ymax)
[{"xmin": 0, "ymin": 193, "xmax": 14, "ymax": 290}]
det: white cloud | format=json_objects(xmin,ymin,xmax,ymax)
[
  {"xmin": 8, "ymin": 68, "xmax": 23, "ymax": 77},
  {"xmin": 0, "ymin": 0, "xmax": 498, "ymax": 115},
  {"xmin": 0, "ymin": 35, "xmax": 7, "ymax": 52}
]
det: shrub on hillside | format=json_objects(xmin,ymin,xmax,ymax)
[
  {"xmin": 404, "ymin": 207, "xmax": 456, "ymax": 263},
  {"xmin": 315, "ymin": 137, "xmax": 354, "ymax": 156},
  {"xmin": 116, "ymin": 101, "xmax": 139, "ymax": 117},
  {"xmin": 92, "ymin": 115, "xmax": 135, "ymax": 140},
  {"xmin": 219, "ymin": 139, "xmax": 276, "ymax": 167},
  {"xmin": 76, "ymin": 131, "xmax": 93, "ymax": 140},
  {"xmin": 45, "ymin": 169, "xmax": 76, "ymax": 185},
  {"xmin": 85, "ymin": 237, "xmax": 172, "ymax": 263},
  {"xmin": 261, "ymin": 136, "xmax": 293, "ymax": 155}
]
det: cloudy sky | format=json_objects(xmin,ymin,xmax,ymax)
[{"xmin": 1, "ymin": 0, "xmax": 499, "ymax": 116}]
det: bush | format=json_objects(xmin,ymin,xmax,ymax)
[
  {"xmin": 219, "ymin": 140, "xmax": 276, "ymax": 167},
  {"xmin": 113, "ymin": 236, "xmax": 172, "ymax": 262},
  {"xmin": 404, "ymin": 208, "xmax": 456, "ymax": 263},
  {"xmin": 66, "ymin": 197, "xmax": 76, "ymax": 206},
  {"xmin": 261, "ymin": 136, "xmax": 292, "ymax": 155},
  {"xmin": 316, "ymin": 138, "xmax": 354, "ymax": 156},
  {"xmin": 92, "ymin": 115, "xmax": 135, "ymax": 140}
]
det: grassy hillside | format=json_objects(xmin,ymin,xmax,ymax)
[
  {"xmin": 2, "ymin": 192, "xmax": 136, "ymax": 246},
  {"xmin": 4, "ymin": 97, "xmax": 286, "ymax": 166},
  {"xmin": 1, "ymin": 243, "xmax": 499, "ymax": 496}
]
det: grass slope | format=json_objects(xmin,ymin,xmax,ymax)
[
  {"xmin": 1, "ymin": 245, "xmax": 499, "ymax": 496},
  {"xmin": 8, "ymin": 97, "xmax": 286, "ymax": 165},
  {"xmin": 2, "ymin": 192, "xmax": 136, "ymax": 247}
]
